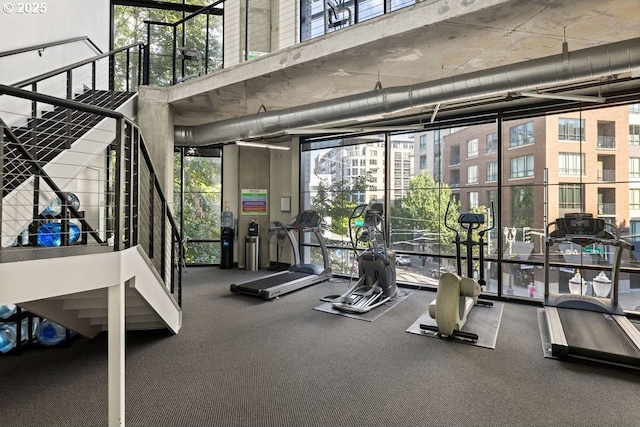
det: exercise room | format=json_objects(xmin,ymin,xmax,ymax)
[{"xmin": 1, "ymin": 1, "xmax": 640, "ymax": 426}]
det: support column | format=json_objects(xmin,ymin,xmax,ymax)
[
  {"xmin": 137, "ymin": 87, "xmax": 175, "ymax": 209},
  {"xmin": 108, "ymin": 282, "xmax": 126, "ymax": 427}
]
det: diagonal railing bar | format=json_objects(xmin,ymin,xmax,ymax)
[
  {"xmin": 0, "ymin": 83, "xmax": 122, "ymax": 119},
  {"xmin": 1, "ymin": 119, "xmax": 103, "ymax": 244}
]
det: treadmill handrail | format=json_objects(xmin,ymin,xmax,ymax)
[
  {"xmin": 283, "ymin": 215, "xmax": 330, "ymax": 272},
  {"xmin": 548, "ymin": 235, "xmax": 634, "ymax": 250},
  {"xmin": 544, "ymin": 214, "xmax": 633, "ymax": 306},
  {"xmin": 546, "ymin": 218, "xmax": 633, "ymax": 250}
]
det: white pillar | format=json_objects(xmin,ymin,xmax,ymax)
[{"xmin": 108, "ymin": 282, "xmax": 126, "ymax": 427}]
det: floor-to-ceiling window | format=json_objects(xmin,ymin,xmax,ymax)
[
  {"xmin": 112, "ymin": 0, "xmax": 223, "ymax": 87},
  {"xmin": 174, "ymin": 147, "xmax": 223, "ymax": 265},
  {"xmin": 301, "ymin": 136, "xmax": 386, "ymax": 275},
  {"xmin": 300, "ymin": 102, "xmax": 640, "ymax": 312}
]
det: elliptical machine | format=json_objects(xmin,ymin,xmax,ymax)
[
  {"xmin": 329, "ymin": 202, "xmax": 398, "ymax": 314},
  {"xmin": 420, "ymin": 196, "xmax": 494, "ymax": 341}
]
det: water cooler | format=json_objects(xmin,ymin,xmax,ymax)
[
  {"xmin": 246, "ymin": 220, "xmax": 259, "ymax": 271},
  {"xmin": 220, "ymin": 210, "xmax": 234, "ymax": 269}
]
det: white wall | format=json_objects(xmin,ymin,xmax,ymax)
[
  {"xmin": 0, "ymin": 0, "xmax": 110, "ymax": 125},
  {"xmin": 224, "ymin": 0, "xmax": 298, "ymax": 66},
  {"xmin": 268, "ymin": 142, "xmax": 295, "ymax": 265},
  {"xmin": 0, "ymin": 0, "xmax": 110, "ymax": 85}
]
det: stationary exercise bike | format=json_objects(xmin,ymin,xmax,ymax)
[
  {"xmin": 329, "ymin": 203, "xmax": 398, "ymax": 314},
  {"xmin": 420, "ymin": 197, "xmax": 494, "ymax": 341}
]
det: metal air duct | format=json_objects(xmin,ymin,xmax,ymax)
[{"xmin": 174, "ymin": 37, "xmax": 640, "ymax": 146}]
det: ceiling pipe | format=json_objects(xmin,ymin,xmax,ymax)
[{"xmin": 174, "ymin": 37, "xmax": 640, "ymax": 146}]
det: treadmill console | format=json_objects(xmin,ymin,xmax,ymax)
[
  {"xmin": 295, "ymin": 210, "xmax": 321, "ymax": 229},
  {"xmin": 556, "ymin": 213, "xmax": 604, "ymax": 236},
  {"xmin": 551, "ymin": 213, "xmax": 612, "ymax": 246}
]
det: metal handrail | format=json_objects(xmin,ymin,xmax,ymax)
[
  {"xmin": 0, "ymin": 83, "xmax": 182, "ymax": 306},
  {"xmin": 0, "ymin": 83, "xmax": 123, "ymax": 118},
  {"xmin": 0, "ymin": 36, "xmax": 102, "ymax": 59},
  {"xmin": 11, "ymin": 41, "xmax": 145, "ymax": 89}
]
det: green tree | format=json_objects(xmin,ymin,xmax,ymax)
[
  {"xmin": 393, "ymin": 171, "xmax": 458, "ymax": 254},
  {"xmin": 468, "ymin": 204, "xmax": 492, "ymax": 266},
  {"xmin": 310, "ymin": 173, "xmax": 371, "ymax": 274},
  {"xmin": 311, "ymin": 173, "xmax": 370, "ymax": 237},
  {"xmin": 173, "ymin": 151, "xmax": 222, "ymax": 264},
  {"xmin": 512, "ymin": 185, "xmax": 534, "ymax": 232},
  {"xmin": 113, "ymin": 4, "xmax": 223, "ymax": 88}
]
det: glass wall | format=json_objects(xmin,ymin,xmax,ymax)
[
  {"xmin": 112, "ymin": 0, "xmax": 223, "ymax": 87},
  {"xmin": 301, "ymin": 136, "xmax": 386, "ymax": 275},
  {"xmin": 300, "ymin": 102, "xmax": 640, "ymax": 312},
  {"xmin": 174, "ymin": 147, "xmax": 223, "ymax": 265}
]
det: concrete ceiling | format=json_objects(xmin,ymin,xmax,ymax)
[{"xmin": 167, "ymin": 0, "xmax": 640, "ymax": 129}]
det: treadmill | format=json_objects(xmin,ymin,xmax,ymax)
[
  {"xmin": 543, "ymin": 213, "xmax": 640, "ymax": 369},
  {"xmin": 230, "ymin": 211, "xmax": 331, "ymax": 300}
]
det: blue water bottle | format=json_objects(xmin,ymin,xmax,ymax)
[
  {"xmin": 0, "ymin": 304, "xmax": 17, "ymax": 319},
  {"xmin": 37, "ymin": 222, "xmax": 81, "ymax": 247},
  {"xmin": 0, "ymin": 318, "xmax": 36, "ymax": 353},
  {"xmin": 41, "ymin": 192, "xmax": 81, "ymax": 217},
  {"xmin": 0, "ymin": 323, "xmax": 17, "ymax": 353},
  {"xmin": 35, "ymin": 319, "xmax": 72, "ymax": 347}
]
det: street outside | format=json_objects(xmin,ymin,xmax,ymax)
[{"xmin": 391, "ymin": 253, "xmax": 640, "ymax": 311}]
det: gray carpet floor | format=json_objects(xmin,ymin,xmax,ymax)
[{"xmin": 2, "ymin": 266, "xmax": 640, "ymax": 427}]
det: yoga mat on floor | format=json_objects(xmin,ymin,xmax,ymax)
[
  {"xmin": 313, "ymin": 289, "xmax": 414, "ymax": 322},
  {"xmin": 407, "ymin": 300, "xmax": 504, "ymax": 349}
]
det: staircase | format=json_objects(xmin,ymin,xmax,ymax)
[
  {"xmin": 0, "ymin": 39, "xmax": 180, "ymax": 426},
  {"xmin": 3, "ymin": 89, "xmax": 135, "ymax": 196},
  {"xmin": 3, "ymin": 245, "xmax": 182, "ymax": 337},
  {"xmin": 1, "ymin": 83, "xmax": 183, "ymax": 340}
]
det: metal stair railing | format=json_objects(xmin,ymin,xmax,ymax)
[
  {"xmin": 10, "ymin": 40, "xmax": 146, "ymax": 100},
  {"xmin": 0, "ymin": 41, "xmax": 145, "ymax": 201},
  {"xmin": 0, "ymin": 36, "xmax": 103, "ymax": 59},
  {"xmin": 2, "ymin": 119, "xmax": 102, "ymax": 246},
  {"xmin": 0, "ymin": 83, "xmax": 183, "ymax": 308},
  {"xmin": 0, "ymin": 41, "xmax": 145, "ymax": 161}
]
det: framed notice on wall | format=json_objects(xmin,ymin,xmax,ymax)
[{"xmin": 241, "ymin": 189, "xmax": 268, "ymax": 215}]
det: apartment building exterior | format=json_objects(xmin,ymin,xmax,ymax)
[
  {"xmin": 312, "ymin": 135, "xmax": 414, "ymax": 204},
  {"xmin": 414, "ymin": 105, "xmax": 635, "ymax": 253}
]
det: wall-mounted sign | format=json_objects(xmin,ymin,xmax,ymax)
[{"xmin": 241, "ymin": 189, "xmax": 267, "ymax": 215}]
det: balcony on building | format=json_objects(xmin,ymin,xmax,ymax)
[
  {"xmin": 597, "ymin": 154, "xmax": 617, "ymax": 182},
  {"xmin": 597, "ymin": 120, "xmax": 616, "ymax": 149},
  {"xmin": 449, "ymin": 145, "xmax": 460, "ymax": 166},
  {"xmin": 598, "ymin": 188, "xmax": 616, "ymax": 216}
]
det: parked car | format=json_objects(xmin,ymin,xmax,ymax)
[{"xmin": 396, "ymin": 254, "xmax": 411, "ymax": 266}]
